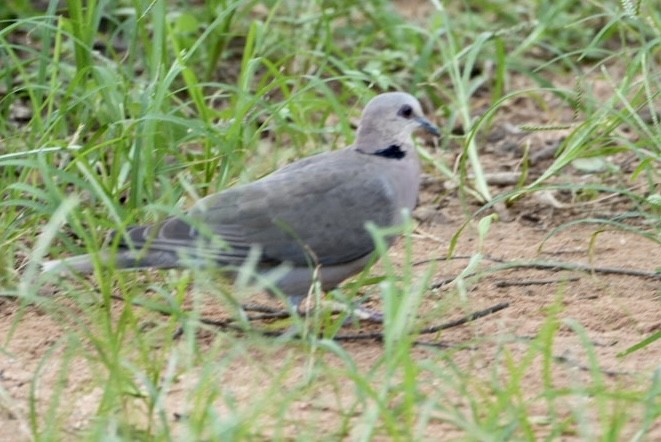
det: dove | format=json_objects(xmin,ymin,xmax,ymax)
[{"xmin": 42, "ymin": 92, "xmax": 440, "ymax": 314}]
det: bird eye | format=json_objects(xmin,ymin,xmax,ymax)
[{"xmin": 398, "ymin": 104, "xmax": 413, "ymax": 118}]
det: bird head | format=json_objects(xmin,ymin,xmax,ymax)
[{"xmin": 355, "ymin": 92, "xmax": 440, "ymax": 149}]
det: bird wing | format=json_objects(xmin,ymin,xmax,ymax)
[{"xmin": 119, "ymin": 149, "xmax": 399, "ymax": 267}]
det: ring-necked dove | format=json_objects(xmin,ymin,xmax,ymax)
[{"xmin": 42, "ymin": 92, "xmax": 440, "ymax": 311}]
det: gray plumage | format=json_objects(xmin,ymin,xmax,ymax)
[{"xmin": 42, "ymin": 92, "xmax": 440, "ymax": 307}]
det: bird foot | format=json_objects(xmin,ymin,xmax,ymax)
[
  {"xmin": 317, "ymin": 300, "xmax": 384, "ymax": 325},
  {"xmin": 239, "ymin": 300, "xmax": 384, "ymax": 328}
]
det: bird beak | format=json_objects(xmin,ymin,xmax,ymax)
[{"xmin": 415, "ymin": 116, "xmax": 441, "ymax": 137}]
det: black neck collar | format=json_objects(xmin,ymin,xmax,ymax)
[{"xmin": 358, "ymin": 144, "xmax": 406, "ymax": 159}]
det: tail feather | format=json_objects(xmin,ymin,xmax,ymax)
[
  {"xmin": 42, "ymin": 253, "xmax": 99, "ymax": 274},
  {"xmin": 41, "ymin": 249, "xmax": 181, "ymax": 275}
]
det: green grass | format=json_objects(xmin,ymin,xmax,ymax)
[{"xmin": 1, "ymin": 0, "xmax": 660, "ymax": 440}]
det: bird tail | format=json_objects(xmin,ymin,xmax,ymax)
[
  {"xmin": 41, "ymin": 249, "xmax": 180, "ymax": 275},
  {"xmin": 42, "ymin": 254, "xmax": 98, "ymax": 274}
]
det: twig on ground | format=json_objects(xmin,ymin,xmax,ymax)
[
  {"xmin": 414, "ymin": 255, "xmax": 485, "ymax": 267},
  {"xmin": 241, "ymin": 303, "xmax": 284, "ymax": 313},
  {"xmin": 333, "ymin": 302, "xmax": 510, "ymax": 342},
  {"xmin": 492, "ymin": 260, "xmax": 661, "ymax": 279},
  {"xmin": 493, "ymin": 276, "xmax": 581, "ymax": 287},
  {"xmin": 417, "ymin": 302, "xmax": 510, "ymax": 335},
  {"xmin": 430, "ymin": 273, "xmax": 477, "ymax": 289},
  {"xmin": 425, "ymin": 256, "xmax": 660, "ymax": 289}
]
